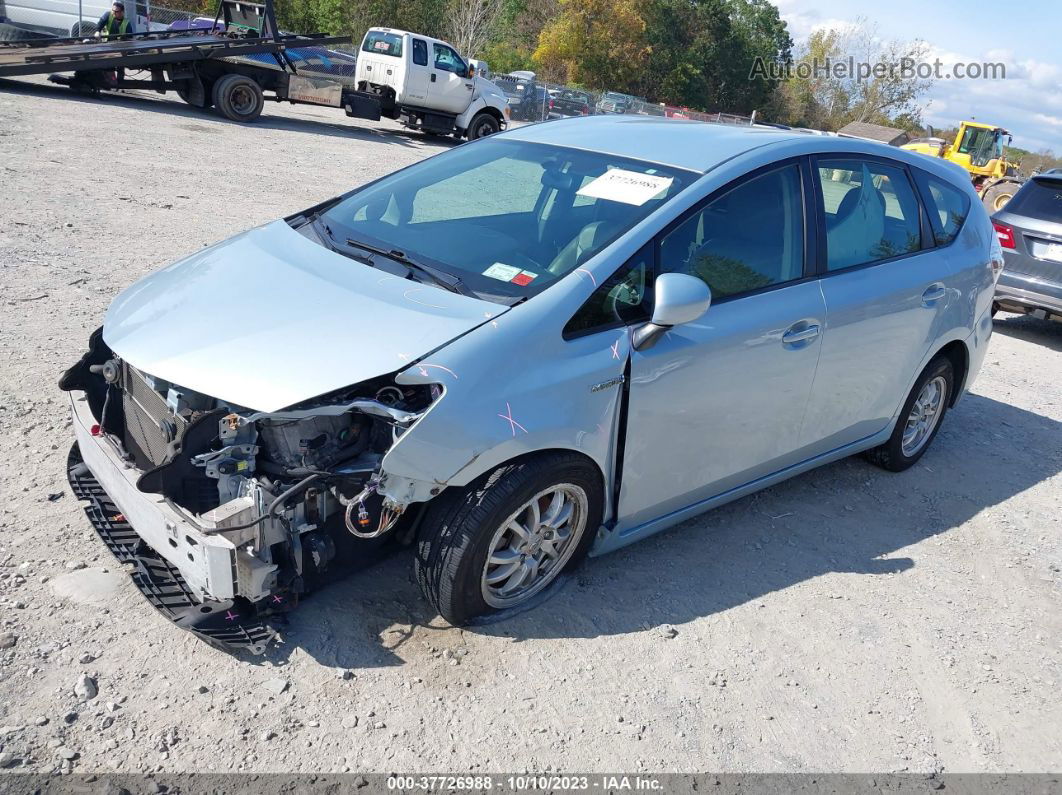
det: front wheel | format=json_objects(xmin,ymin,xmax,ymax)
[
  {"xmin": 865, "ymin": 355, "xmax": 954, "ymax": 472},
  {"xmin": 466, "ymin": 111, "xmax": 500, "ymax": 140},
  {"xmin": 212, "ymin": 74, "xmax": 264, "ymax": 122},
  {"xmin": 982, "ymin": 182, "xmax": 1016, "ymax": 213},
  {"xmin": 415, "ymin": 453, "xmax": 603, "ymax": 625}
]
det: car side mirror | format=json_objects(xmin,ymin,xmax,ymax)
[{"xmin": 632, "ymin": 272, "xmax": 711, "ymax": 351}]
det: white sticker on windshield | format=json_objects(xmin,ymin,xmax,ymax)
[
  {"xmin": 576, "ymin": 169, "xmax": 673, "ymax": 206},
  {"xmin": 483, "ymin": 262, "xmax": 523, "ymax": 281}
]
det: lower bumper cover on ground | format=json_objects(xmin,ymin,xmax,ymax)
[{"xmin": 66, "ymin": 443, "xmax": 276, "ymax": 654}]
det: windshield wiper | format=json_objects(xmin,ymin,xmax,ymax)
[
  {"xmin": 344, "ymin": 236, "xmax": 477, "ymax": 298},
  {"xmin": 311, "ymin": 216, "xmax": 374, "ymax": 265}
]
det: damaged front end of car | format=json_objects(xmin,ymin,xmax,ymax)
[{"xmin": 60, "ymin": 327, "xmax": 442, "ymax": 654}]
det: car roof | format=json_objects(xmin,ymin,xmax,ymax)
[
  {"xmin": 502, "ymin": 116, "xmax": 976, "ymax": 187},
  {"xmin": 502, "ymin": 116, "xmax": 807, "ymax": 173}
]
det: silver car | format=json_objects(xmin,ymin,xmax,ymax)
[
  {"xmin": 991, "ymin": 172, "xmax": 1062, "ymax": 322},
  {"xmin": 62, "ymin": 117, "xmax": 1000, "ymax": 651}
]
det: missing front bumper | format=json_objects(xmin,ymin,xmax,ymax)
[{"xmin": 67, "ymin": 443, "xmax": 276, "ymax": 655}]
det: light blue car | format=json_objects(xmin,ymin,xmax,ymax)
[{"xmin": 62, "ymin": 117, "xmax": 1001, "ymax": 649}]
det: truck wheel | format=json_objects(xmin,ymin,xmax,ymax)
[
  {"xmin": 177, "ymin": 79, "xmax": 214, "ymax": 109},
  {"xmin": 982, "ymin": 182, "xmax": 1016, "ymax": 213},
  {"xmin": 414, "ymin": 452, "xmax": 602, "ymax": 625},
  {"xmin": 467, "ymin": 112, "xmax": 500, "ymax": 140},
  {"xmin": 70, "ymin": 20, "xmax": 96, "ymax": 37},
  {"xmin": 212, "ymin": 74, "xmax": 264, "ymax": 123}
]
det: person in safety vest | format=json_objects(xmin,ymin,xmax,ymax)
[{"xmin": 96, "ymin": 1, "xmax": 133, "ymax": 39}]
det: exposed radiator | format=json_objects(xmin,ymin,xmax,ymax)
[{"xmin": 121, "ymin": 362, "xmax": 187, "ymax": 468}]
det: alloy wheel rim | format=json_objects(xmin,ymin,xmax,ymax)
[
  {"xmin": 481, "ymin": 484, "xmax": 588, "ymax": 608},
  {"xmin": 901, "ymin": 375, "xmax": 947, "ymax": 456}
]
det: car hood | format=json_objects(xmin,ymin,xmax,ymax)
[{"xmin": 103, "ymin": 220, "xmax": 501, "ymax": 412}]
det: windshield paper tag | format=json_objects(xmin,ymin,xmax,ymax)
[
  {"xmin": 511, "ymin": 270, "xmax": 537, "ymax": 286},
  {"xmin": 483, "ymin": 263, "xmax": 523, "ymax": 281},
  {"xmin": 577, "ymin": 169, "xmax": 673, "ymax": 206}
]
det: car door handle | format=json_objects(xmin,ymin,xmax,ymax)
[
  {"xmin": 430, "ymin": 73, "xmax": 437, "ymax": 82},
  {"xmin": 782, "ymin": 323, "xmax": 820, "ymax": 344},
  {"xmin": 921, "ymin": 283, "xmax": 946, "ymax": 305}
]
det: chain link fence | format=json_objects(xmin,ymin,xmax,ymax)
[{"xmin": 493, "ymin": 73, "xmax": 754, "ymax": 128}]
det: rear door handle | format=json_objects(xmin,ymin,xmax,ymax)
[
  {"xmin": 430, "ymin": 73, "xmax": 437, "ymax": 82},
  {"xmin": 782, "ymin": 323, "xmax": 820, "ymax": 345},
  {"xmin": 921, "ymin": 283, "xmax": 946, "ymax": 305}
]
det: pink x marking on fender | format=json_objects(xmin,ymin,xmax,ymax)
[
  {"xmin": 610, "ymin": 339, "xmax": 621, "ymax": 359},
  {"xmin": 498, "ymin": 402, "xmax": 528, "ymax": 436},
  {"xmin": 225, "ymin": 611, "xmax": 238, "ymax": 622},
  {"xmin": 272, "ymin": 595, "xmax": 283, "ymax": 604}
]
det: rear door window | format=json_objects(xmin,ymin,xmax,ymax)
[
  {"xmin": 911, "ymin": 169, "xmax": 972, "ymax": 245},
  {"xmin": 816, "ymin": 158, "xmax": 923, "ymax": 269},
  {"xmin": 1001, "ymin": 178, "xmax": 1062, "ymax": 222}
]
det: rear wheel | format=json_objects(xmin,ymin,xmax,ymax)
[
  {"xmin": 177, "ymin": 79, "xmax": 214, "ymax": 109},
  {"xmin": 415, "ymin": 452, "xmax": 602, "ymax": 625},
  {"xmin": 212, "ymin": 74, "xmax": 264, "ymax": 122},
  {"xmin": 865, "ymin": 355, "xmax": 954, "ymax": 472},
  {"xmin": 467, "ymin": 111, "xmax": 500, "ymax": 140}
]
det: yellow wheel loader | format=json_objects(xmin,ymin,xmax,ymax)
[{"xmin": 902, "ymin": 121, "xmax": 1023, "ymax": 212}]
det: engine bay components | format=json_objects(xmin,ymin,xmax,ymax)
[{"xmin": 59, "ymin": 329, "xmax": 441, "ymax": 630}]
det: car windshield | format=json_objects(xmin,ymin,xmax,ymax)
[{"xmin": 319, "ymin": 139, "xmax": 694, "ymax": 303}]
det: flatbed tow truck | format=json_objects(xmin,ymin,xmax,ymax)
[
  {"xmin": 0, "ymin": 0, "xmax": 509, "ymax": 137},
  {"xmin": 0, "ymin": 0, "xmax": 376, "ymax": 124}
]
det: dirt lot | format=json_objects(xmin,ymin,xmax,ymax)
[{"xmin": 0, "ymin": 76, "xmax": 1060, "ymax": 776}]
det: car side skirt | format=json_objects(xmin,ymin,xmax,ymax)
[{"xmin": 590, "ymin": 425, "xmax": 891, "ymax": 557}]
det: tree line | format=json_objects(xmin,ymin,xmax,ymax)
[{"xmin": 163, "ymin": 0, "xmax": 1058, "ymax": 165}]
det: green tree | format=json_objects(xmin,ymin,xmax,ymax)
[{"xmin": 533, "ymin": 0, "xmax": 648, "ymax": 87}]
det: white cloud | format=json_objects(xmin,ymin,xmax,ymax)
[{"xmin": 780, "ymin": 8, "xmax": 1062, "ymax": 153}]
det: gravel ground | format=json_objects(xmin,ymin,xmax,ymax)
[{"xmin": 0, "ymin": 75, "xmax": 1060, "ymax": 776}]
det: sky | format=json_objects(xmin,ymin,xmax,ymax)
[{"xmin": 773, "ymin": 0, "xmax": 1062, "ymax": 153}]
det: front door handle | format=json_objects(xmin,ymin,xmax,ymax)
[
  {"xmin": 430, "ymin": 73, "xmax": 437, "ymax": 82},
  {"xmin": 782, "ymin": 323, "xmax": 820, "ymax": 345},
  {"xmin": 922, "ymin": 283, "xmax": 946, "ymax": 305}
]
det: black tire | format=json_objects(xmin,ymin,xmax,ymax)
[
  {"xmin": 982, "ymin": 182, "xmax": 1016, "ymax": 213},
  {"xmin": 212, "ymin": 73, "xmax": 264, "ymax": 123},
  {"xmin": 865, "ymin": 355, "xmax": 954, "ymax": 472},
  {"xmin": 177, "ymin": 80, "xmax": 214, "ymax": 109},
  {"xmin": 414, "ymin": 452, "xmax": 603, "ymax": 625},
  {"xmin": 70, "ymin": 20, "xmax": 96, "ymax": 37},
  {"xmin": 466, "ymin": 111, "xmax": 500, "ymax": 140}
]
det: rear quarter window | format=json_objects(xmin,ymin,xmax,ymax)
[
  {"xmin": 362, "ymin": 31, "xmax": 403, "ymax": 57},
  {"xmin": 913, "ymin": 169, "xmax": 971, "ymax": 245},
  {"xmin": 1004, "ymin": 178, "xmax": 1062, "ymax": 222}
]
